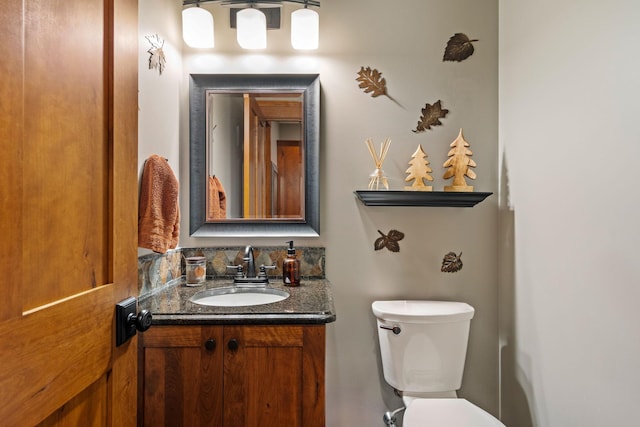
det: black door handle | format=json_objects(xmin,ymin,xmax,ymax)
[
  {"xmin": 116, "ymin": 297, "xmax": 152, "ymax": 346},
  {"xmin": 129, "ymin": 310, "xmax": 152, "ymax": 332}
]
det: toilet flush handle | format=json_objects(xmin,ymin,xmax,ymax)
[{"xmin": 380, "ymin": 325, "xmax": 401, "ymax": 335}]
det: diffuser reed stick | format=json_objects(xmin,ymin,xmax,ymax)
[{"xmin": 365, "ymin": 137, "xmax": 391, "ymax": 190}]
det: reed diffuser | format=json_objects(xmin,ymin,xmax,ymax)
[{"xmin": 365, "ymin": 137, "xmax": 391, "ymax": 190}]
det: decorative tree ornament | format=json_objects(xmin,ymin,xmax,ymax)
[
  {"xmin": 443, "ymin": 33, "xmax": 479, "ymax": 62},
  {"xmin": 441, "ymin": 251, "xmax": 463, "ymax": 273},
  {"xmin": 404, "ymin": 144, "xmax": 433, "ymax": 191},
  {"xmin": 374, "ymin": 229, "xmax": 405, "ymax": 253},
  {"xmin": 412, "ymin": 100, "xmax": 449, "ymax": 133},
  {"xmin": 146, "ymin": 34, "xmax": 167, "ymax": 75},
  {"xmin": 443, "ymin": 128, "xmax": 477, "ymax": 192},
  {"xmin": 365, "ymin": 137, "xmax": 391, "ymax": 190}
]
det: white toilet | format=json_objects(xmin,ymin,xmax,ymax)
[{"xmin": 372, "ymin": 300, "xmax": 504, "ymax": 426}]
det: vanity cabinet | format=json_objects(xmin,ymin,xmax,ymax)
[{"xmin": 139, "ymin": 324, "xmax": 326, "ymax": 427}]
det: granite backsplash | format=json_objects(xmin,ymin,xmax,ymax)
[{"xmin": 138, "ymin": 246, "xmax": 326, "ymax": 298}]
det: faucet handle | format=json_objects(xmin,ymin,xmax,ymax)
[
  {"xmin": 258, "ymin": 265, "xmax": 276, "ymax": 278},
  {"xmin": 226, "ymin": 265, "xmax": 244, "ymax": 278}
]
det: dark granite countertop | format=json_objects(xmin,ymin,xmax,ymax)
[{"xmin": 139, "ymin": 278, "xmax": 336, "ymax": 325}]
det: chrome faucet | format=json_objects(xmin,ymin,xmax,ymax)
[
  {"xmin": 226, "ymin": 245, "xmax": 275, "ymax": 286},
  {"xmin": 243, "ymin": 245, "xmax": 257, "ymax": 279}
]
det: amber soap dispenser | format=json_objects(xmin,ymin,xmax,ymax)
[{"xmin": 283, "ymin": 241, "xmax": 301, "ymax": 286}]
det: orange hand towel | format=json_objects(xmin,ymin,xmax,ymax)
[
  {"xmin": 138, "ymin": 155, "xmax": 180, "ymax": 253},
  {"xmin": 207, "ymin": 175, "xmax": 227, "ymax": 220}
]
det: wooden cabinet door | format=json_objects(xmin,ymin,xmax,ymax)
[
  {"xmin": 0, "ymin": 0, "xmax": 138, "ymax": 425},
  {"xmin": 140, "ymin": 324, "xmax": 325, "ymax": 427},
  {"xmin": 223, "ymin": 325, "xmax": 326, "ymax": 427},
  {"xmin": 140, "ymin": 326, "xmax": 224, "ymax": 426}
]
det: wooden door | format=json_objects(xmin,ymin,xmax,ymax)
[
  {"xmin": 223, "ymin": 325, "xmax": 326, "ymax": 427},
  {"xmin": 0, "ymin": 0, "xmax": 139, "ymax": 425},
  {"xmin": 140, "ymin": 326, "xmax": 224, "ymax": 426},
  {"xmin": 276, "ymin": 140, "xmax": 303, "ymax": 218}
]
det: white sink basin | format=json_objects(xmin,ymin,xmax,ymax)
[{"xmin": 189, "ymin": 287, "xmax": 290, "ymax": 307}]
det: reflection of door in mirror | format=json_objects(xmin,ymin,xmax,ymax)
[
  {"xmin": 277, "ymin": 140, "xmax": 303, "ymax": 217},
  {"xmin": 206, "ymin": 91, "xmax": 303, "ymax": 221}
]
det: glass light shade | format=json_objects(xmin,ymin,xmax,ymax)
[
  {"xmin": 236, "ymin": 8, "xmax": 267, "ymax": 49},
  {"xmin": 291, "ymin": 8, "xmax": 319, "ymax": 50},
  {"xmin": 182, "ymin": 7, "xmax": 214, "ymax": 48}
]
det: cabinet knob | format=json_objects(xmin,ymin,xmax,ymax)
[
  {"xmin": 205, "ymin": 338, "xmax": 216, "ymax": 351},
  {"xmin": 227, "ymin": 338, "xmax": 239, "ymax": 351}
]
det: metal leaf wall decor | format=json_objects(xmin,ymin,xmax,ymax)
[
  {"xmin": 412, "ymin": 100, "xmax": 449, "ymax": 133},
  {"xmin": 356, "ymin": 66, "xmax": 388, "ymax": 98},
  {"xmin": 374, "ymin": 229, "xmax": 405, "ymax": 253},
  {"xmin": 441, "ymin": 251, "xmax": 463, "ymax": 273},
  {"xmin": 443, "ymin": 33, "xmax": 478, "ymax": 62},
  {"xmin": 356, "ymin": 66, "xmax": 402, "ymax": 107}
]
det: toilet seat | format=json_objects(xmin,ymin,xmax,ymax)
[{"xmin": 403, "ymin": 398, "xmax": 504, "ymax": 427}]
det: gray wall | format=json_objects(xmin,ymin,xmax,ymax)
[
  {"xmin": 140, "ymin": 0, "xmax": 499, "ymax": 425},
  {"xmin": 499, "ymin": 1, "xmax": 640, "ymax": 426}
]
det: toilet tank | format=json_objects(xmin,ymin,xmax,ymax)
[{"xmin": 372, "ymin": 300, "xmax": 474, "ymax": 394}]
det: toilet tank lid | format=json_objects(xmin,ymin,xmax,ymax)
[{"xmin": 372, "ymin": 300, "xmax": 474, "ymax": 323}]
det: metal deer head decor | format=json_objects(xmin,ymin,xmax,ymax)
[{"xmin": 146, "ymin": 34, "xmax": 166, "ymax": 75}]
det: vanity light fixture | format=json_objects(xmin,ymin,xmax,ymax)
[
  {"xmin": 182, "ymin": 0, "xmax": 320, "ymax": 50},
  {"xmin": 182, "ymin": 4, "xmax": 215, "ymax": 48},
  {"xmin": 236, "ymin": 6, "xmax": 267, "ymax": 49},
  {"xmin": 291, "ymin": 5, "xmax": 318, "ymax": 50}
]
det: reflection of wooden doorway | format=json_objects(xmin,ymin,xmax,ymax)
[
  {"xmin": 243, "ymin": 93, "xmax": 303, "ymax": 219},
  {"xmin": 277, "ymin": 140, "xmax": 303, "ymax": 218},
  {"xmin": 243, "ymin": 94, "xmax": 272, "ymax": 218}
]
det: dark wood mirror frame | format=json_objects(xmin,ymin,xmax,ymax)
[{"xmin": 189, "ymin": 74, "xmax": 320, "ymax": 237}]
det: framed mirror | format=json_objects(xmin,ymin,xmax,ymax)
[{"xmin": 189, "ymin": 74, "xmax": 320, "ymax": 237}]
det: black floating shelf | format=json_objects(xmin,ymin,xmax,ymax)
[{"xmin": 354, "ymin": 190, "xmax": 493, "ymax": 208}]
